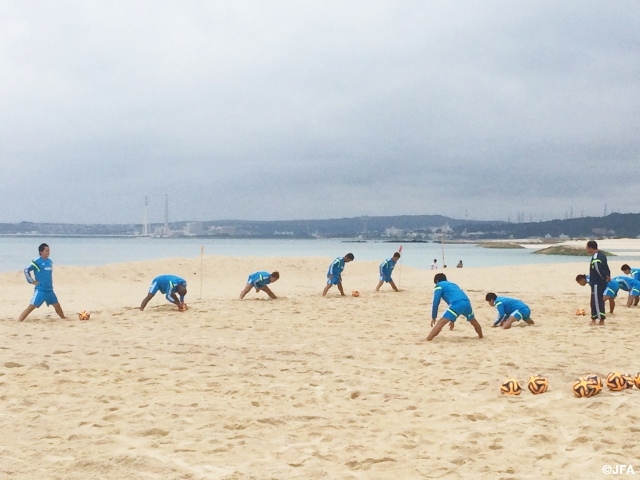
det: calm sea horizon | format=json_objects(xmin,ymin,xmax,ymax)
[{"xmin": 1, "ymin": 236, "xmax": 638, "ymax": 273}]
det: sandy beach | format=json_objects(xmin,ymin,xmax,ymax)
[{"xmin": 2, "ymin": 254, "xmax": 640, "ymax": 479}]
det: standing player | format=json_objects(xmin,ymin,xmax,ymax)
[
  {"xmin": 18, "ymin": 243, "xmax": 66, "ymax": 322},
  {"xmin": 140, "ymin": 274, "xmax": 187, "ymax": 311},
  {"xmin": 427, "ymin": 273, "xmax": 483, "ymax": 341},
  {"xmin": 614, "ymin": 275, "xmax": 640, "ymax": 308},
  {"xmin": 485, "ymin": 293, "xmax": 534, "ymax": 329},
  {"xmin": 376, "ymin": 252, "xmax": 401, "ymax": 292},
  {"xmin": 322, "ymin": 253, "xmax": 354, "ymax": 297},
  {"xmin": 586, "ymin": 240, "xmax": 610, "ymax": 325},
  {"xmin": 239, "ymin": 271, "xmax": 280, "ymax": 300},
  {"xmin": 621, "ymin": 264, "xmax": 640, "ymax": 282}
]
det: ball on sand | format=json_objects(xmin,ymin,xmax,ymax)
[
  {"xmin": 527, "ymin": 375, "xmax": 549, "ymax": 394},
  {"xmin": 78, "ymin": 311, "xmax": 91, "ymax": 321},
  {"xmin": 500, "ymin": 378, "xmax": 522, "ymax": 395}
]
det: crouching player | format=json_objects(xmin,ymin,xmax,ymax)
[
  {"xmin": 615, "ymin": 275, "xmax": 640, "ymax": 308},
  {"xmin": 576, "ymin": 274, "xmax": 619, "ymax": 314},
  {"xmin": 140, "ymin": 275, "xmax": 187, "ymax": 311},
  {"xmin": 239, "ymin": 271, "xmax": 280, "ymax": 300},
  {"xmin": 427, "ymin": 273, "xmax": 483, "ymax": 341},
  {"xmin": 485, "ymin": 293, "xmax": 534, "ymax": 329}
]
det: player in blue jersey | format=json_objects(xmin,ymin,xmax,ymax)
[
  {"xmin": 576, "ymin": 274, "xmax": 620, "ymax": 314},
  {"xmin": 427, "ymin": 273, "xmax": 483, "ymax": 341},
  {"xmin": 614, "ymin": 275, "xmax": 640, "ymax": 308},
  {"xmin": 621, "ymin": 264, "xmax": 640, "ymax": 282},
  {"xmin": 485, "ymin": 293, "xmax": 534, "ymax": 329},
  {"xmin": 322, "ymin": 253, "xmax": 354, "ymax": 296},
  {"xmin": 19, "ymin": 243, "xmax": 67, "ymax": 322},
  {"xmin": 239, "ymin": 271, "xmax": 280, "ymax": 300},
  {"xmin": 375, "ymin": 252, "xmax": 401, "ymax": 292},
  {"xmin": 140, "ymin": 274, "xmax": 188, "ymax": 311}
]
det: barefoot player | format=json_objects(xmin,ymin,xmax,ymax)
[{"xmin": 427, "ymin": 273, "xmax": 483, "ymax": 341}]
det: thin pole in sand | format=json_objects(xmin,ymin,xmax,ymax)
[
  {"xmin": 398, "ymin": 244, "xmax": 403, "ymax": 288},
  {"xmin": 441, "ymin": 232, "xmax": 445, "ymax": 267},
  {"xmin": 200, "ymin": 245, "xmax": 204, "ymax": 300}
]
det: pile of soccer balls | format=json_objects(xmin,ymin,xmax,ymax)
[
  {"xmin": 571, "ymin": 372, "xmax": 639, "ymax": 398},
  {"xmin": 500, "ymin": 372, "xmax": 640, "ymax": 397}
]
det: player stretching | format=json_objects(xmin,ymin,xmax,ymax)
[
  {"xmin": 18, "ymin": 243, "xmax": 66, "ymax": 322},
  {"xmin": 376, "ymin": 252, "xmax": 401, "ymax": 292},
  {"xmin": 427, "ymin": 273, "xmax": 483, "ymax": 341}
]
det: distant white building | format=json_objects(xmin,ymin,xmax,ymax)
[
  {"xmin": 184, "ymin": 222, "xmax": 204, "ymax": 235},
  {"xmin": 384, "ymin": 227, "xmax": 404, "ymax": 237}
]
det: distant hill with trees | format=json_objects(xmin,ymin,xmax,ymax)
[{"xmin": 1, "ymin": 213, "xmax": 639, "ymax": 239}]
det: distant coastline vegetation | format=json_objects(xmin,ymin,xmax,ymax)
[
  {"xmin": 532, "ymin": 246, "xmax": 615, "ymax": 256},
  {"xmin": 478, "ymin": 242, "xmax": 526, "ymax": 249}
]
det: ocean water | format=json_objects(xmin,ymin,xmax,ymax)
[{"xmin": 3, "ymin": 237, "xmax": 638, "ymax": 273}]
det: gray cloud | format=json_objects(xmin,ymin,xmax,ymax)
[{"xmin": 1, "ymin": 1, "xmax": 638, "ymax": 224}]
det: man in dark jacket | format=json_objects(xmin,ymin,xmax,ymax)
[{"xmin": 587, "ymin": 240, "xmax": 610, "ymax": 325}]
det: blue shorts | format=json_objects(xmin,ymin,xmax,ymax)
[
  {"xmin": 442, "ymin": 299, "xmax": 475, "ymax": 322},
  {"xmin": 603, "ymin": 287, "xmax": 618, "ymax": 298},
  {"xmin": 30, "ymin": 290, "xmax": 59, "ymax": 308},
  {"xmin": 148, "ymin": 280, "xmax": 163, "ymax": 295},
  {"xmin": 379, "ymin": 274, "xmax": 393, "ymax": 283},
  {"xmin": 327, "ymin": 275, "xmax": 341, "ymax": 285},
  {"xmin": 511, "ymin": 307, "xmax": 531, "ymax": 321}
]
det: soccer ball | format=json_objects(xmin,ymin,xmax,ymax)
[
  {"xmin": 78, "ymin": 311, "xmax": 91, "ymax": 321},
  {"xmin": 351, "ymin": 291, "xmax": 360, "ymax": 297},
  {"xmin": 622, "ymin": 374, "xmax": 635, "ymax": 389},
  {"xmin": 585, "ymin": 375, "xmax": 603, "ymax": 395},
  {"xmin": 500, "ymin": 378, "xmax": 522, "ymax": 395},
  {"xmin": 634, "ymin": 373, "xmax": 640, "ymax": 389},
  {"xmin": 527, "ymin": 375, "xmax": 549, "ymax": 394},
  {"xmin": 178, "ymin": 303, "xmax": 188, "ymax": 312},
  {"xmin": 606, "ymin": 372, "xmax": 630, "ymax": 391},
  {"xmin": 572, "ymin": 377, "xmax": 599, "ymax": 398}
]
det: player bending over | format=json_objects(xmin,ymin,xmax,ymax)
[
  {"xmin": 239, "ymin": 271, "xmax": 280, "ymax": 300},
  {"xmin": 485, "ymin": 293, "xmax": 534, "ymax": 329},
  {"xmin": 427, "ymin": 273, "xmax": 483, "ymax": 341}
]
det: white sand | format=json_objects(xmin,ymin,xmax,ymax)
[{"xmin": 2, "ymin": 254, "xmax": 640, "ymax": 479}]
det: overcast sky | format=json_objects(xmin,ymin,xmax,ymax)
[{"xmin": 1, "ymin": 1, "xmax": 638, "ymax": 224}]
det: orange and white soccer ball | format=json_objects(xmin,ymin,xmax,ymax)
[
  {"xmin": 634, "ymin": 373, "xmax": 640, "ymax": 389},
  {"xmin": 351, "ymin": 291, "xmax": 360, "ymax": 297},
  {"xmin": 500, "ymin": 378, "xmax": 522, "ymax": 395},
  {"xmin": 527, "ymin": 375, "xmax": 549, "ymax": 395},
  {"xmin": 572, "ymin": 377, "xmax": 600, "ymax": 398},
  {"xmin": 78, "ymin": 311, "xmax": 91, "ymax": 321},
  {"xmin": 606, "ymin": 372, "xmax": 630, "ymax": 391}
]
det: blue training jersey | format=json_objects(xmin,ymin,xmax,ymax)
[
  {"xmin": 154, "ymin": 275, "xmax": 187, "ymax": 301},
  {"xmin": 24, "ymin": 257, "xmax": 54, "ymax": 292},
  {"xmin": 249, "ymin": 271, "xmax": 272, "ymax": 288},
  {"xmin": 431, "ymin": 280, "xmax": 469, "ymax": 319},
  {"xmin": 379, "ymin": 258, "xmax": 397, "ymax": 276},
  {"xmin": 615, "ymin": 276, "xmax": 640, "ymax": 292},
  {"xmin": 328, "ymin": 257, "xmax": 345, "ymax": 277},
  {"xmin": 493, "ymin": 296, "xmax": 528, "ymax": 326},
  {"xmin": 628, "ymin": 268, "xmax": 640, "ymax": 282}
]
